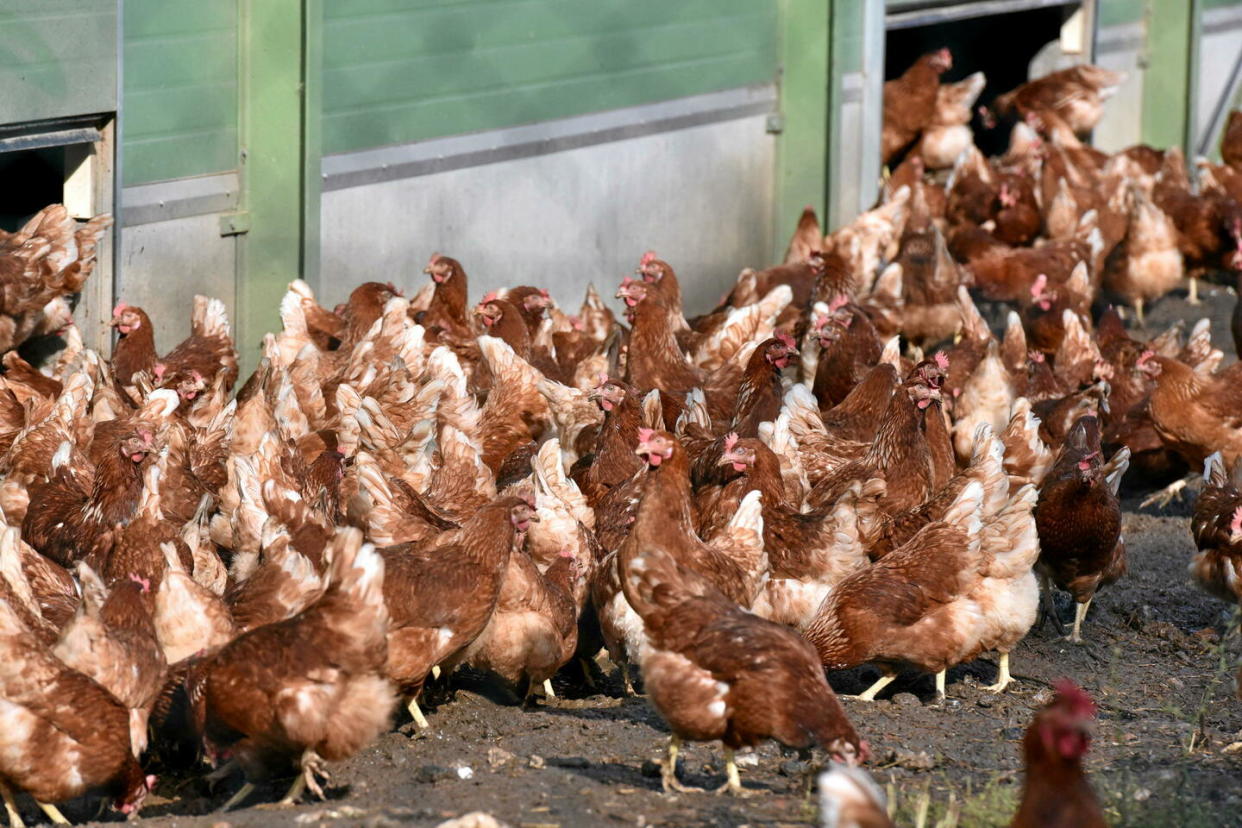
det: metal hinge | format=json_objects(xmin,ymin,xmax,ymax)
[
  {"xmin": 219, "ymin": 211, "xmax": 251, "ymax": 236},
  {"xmin": 766, "ymin": 113, "xmax": 786, "ymax": 135}
]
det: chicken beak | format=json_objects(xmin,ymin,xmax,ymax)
[{"xmin": 716, "ymin": 452, "xmax": 736, "ymax": 467}]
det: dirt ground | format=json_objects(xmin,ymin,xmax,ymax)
[{"xmin": 45, "ymin": 285, "xmax": 1242, "ymax": 828}]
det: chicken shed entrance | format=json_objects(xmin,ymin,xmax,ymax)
[
  {"xmin": 0, "ymin": 116, "xmax": 116, "ymax": 357},
  {"xmin": 885, "ymin": 0, "xmax": 1093, "ymax": 158}
]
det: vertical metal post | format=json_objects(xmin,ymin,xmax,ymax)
[
  {"xmin": 237, "ymin": 0, "xmax": 310, "ymax": 373},
  {"xmin": 1142, "ymin": 0, "xmax": 1199, "ymax": 151},
  {"xmin": 774, "ymin": 0, "xmax": 831, "ymax": 261},
  {"xmin": 302, "ymin": 0, "xmax": 323, "ymax": 295}
]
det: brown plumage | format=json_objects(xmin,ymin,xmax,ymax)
[
  {"xmin": 882, "ymin": 49, "xmax": 952, "ymax": 164},
  {"xmin": 1034, "ymin": 416, "xmax": 1129, "ymax": 642},
  {"xmin": 1010, "ymin": 681, "xmax": 1105, "ymax": 828},
  {"xmin": 1189, "ymin": 452, "xmax": 1242, "ymax": 604}
]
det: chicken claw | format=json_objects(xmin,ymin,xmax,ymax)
[
  {"xmin": 660, "ymin": 736, "xmax": 705, "ymax": 794},
  {"xmin": 712, "ymin": 748, "xmax": 755, "ymax": 797},
  {"xmin": 407, "ymin": 696, "xmax": 430, "ymax": 729},
  {"xmin": 983, "ymin": 652, "xmax": 1015, "ymax": 693},
  {"xmin": 1139, "ymin": 476, "xmax": 1191, "ymax": 510}
]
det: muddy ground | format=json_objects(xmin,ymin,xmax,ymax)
[{"xmin": 38, "ymin": 285, "xmax": 1242, "ymax": 828}]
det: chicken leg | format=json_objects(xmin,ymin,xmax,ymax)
[
  {"xmin": 1069, "ymin": 597, "xmax": 1093, "ymax": 644},
  {"xmin": 1037, "ymin": 573, "xmax": 1068, "ymax": 635},
  {"xmin": 219, "ymin": 782, "xmax": 256, "ymax": 812},
  {"xmin": 1134, "ymin": 298, "xmax": 1146, "ymax": 327},
  {"xmin": 934, "ymin": 670, "xmax": 947, "ymax": 701},
  {"xmin": 36, "ymin": 803, "xmax": 67, "ymax": 825},
  {"xmin": 542, "ymin": 679, "xmax": 556, "ymax": 699},
  {"xmin": 984, "ymin": 651, "xmax": 1015, "ymax": 693},
  {"xmin": 281, "ymin": 749, "xmax": 329, "ymax": 805},
  {"xmin": 0, "ymin": 780, "xmax": 25, "ymax": 828},
  {"xmin": 712, "ymin": 747, "xmax": 754, "ymax": 797},
  {"xmin": 407, "ymin": 696, "xmax": 430, "ymax": 729},
  {"xmin": 660, "ymin": 735, "xmax": 704, "ymax": 794},
  {"xmin": 852, "ymin": 671, "xmax": 897, "ymax": 702},
  {"xmin": 1188, "ymin": 275, "xmax": 1202, "ymax": 305}
]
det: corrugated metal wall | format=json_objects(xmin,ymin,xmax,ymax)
[
  {"xmin": 321, "ymin": 0, "xmax": 777, "ymax": 154},
  {"xmin": 121, "ymin": 0, "xmax": 239, "ymax": 185},
  {"xmin": 0, "ymin": 0, "xmax": 116, "ymax": 124}
]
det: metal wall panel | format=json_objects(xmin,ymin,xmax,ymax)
[
  {"xmin": 320, "ymin": 114, "xmax": 775, "ymax": 315},
  {"xmin": 0, "ymin": 0, "xmax": 117, "ymax": 124},
  {"xmin": 321, "ymin": 0, "xmax": 778, "ymax": 155},
  {"xmin": 121, "ymin": 0, "xmax": 239, "ymax": 185}
]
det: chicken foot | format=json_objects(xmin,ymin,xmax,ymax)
[
  {"xmin": 1187, "ymin": 275, "xmax": 1202, "ymax": 305},
  {"xmin": 542, "ymin": 679, "xmax": 556, "ymax": 699},
  {"xmin": 1139, "ymin": 474, "xmax": 1195, "ymax": 510},
  {"xmin": 712, "ymin": 748, "xmax": 755, "ymax": 797},
  {"xmin": 0, "ymin": 780, "xmax": 25, "ymax": 828},
  {"xmin": 279, "ymin": 750, "xmax": 330, "ymax": 806},
  {"xmin": 983, "ymin": 652, "xmax": 1015, "ymax": 693},
  {"xmin": 660, "ymin": 735, "xmax": 705, "ymax": 794},
  {"xmin": 851, "ymin": 671, "xmax": 897, "ymax": 702},
  {"xmin": 1069, "ymin": 597, "xmax": 1093, "ymax": 644}
]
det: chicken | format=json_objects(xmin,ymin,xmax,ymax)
[
  {"xmin": 919, "ymin": 72, "xmax": 986, "ymax": 170},
  {"xmin": 1034, "ymin": 416, "xmax": 1130, "ymax": 642},
  {"xmin": 620, "ymin": 450, "xmax": 865, "ymax": 795},
  {"xmin": 818, "ymin": 765, "xmax": 895, "ymax": 828},
  {"xmin": 111, "ymin": 295, "xmax": 239, "ymax": 401},
  {"xmin": 380, "ymin": 496, "xmax": 533, "ymax": 728},
  {"xmin": 804, "ymin": 481, "xmax": 986, "ymax": 701},
  {"xmin": 882, "ymin": 48, "xmax": 952, "ymax": 165},
  {"xmin": 1010, "ymin": 680, "xmax": 1105, "ymax": 828},
  {"xmin": 1103, "ymin": 186, "xmax": 1184, "ymax": 325},
  {"xmin": 1189, "ymin": 452, "xmax": 1242, "ymax": 604},
  {"xmin": 989, "ymin": 65, "xmax": 1124, "ymax": 136},
  {"xmin": 52, "ymin": 565, "xmax": 167, "ymax": 757},
  {"xmin": 464, "ymin": 547, "xmax": 588, "ymax": 702},
  {"xmin": 0, "ymin": 206, "xmax": 112, "ymax": 356},
  {"xmin": 0, "ymin": 597, "xmax": 153, "ymax": 824},
  {"xmin": 419, "ymin": 254, "xmax": 472, "ymax": 343},
  {"xmin": 187, "ymin": 528, "xmax": 395, "ymax": 808}
]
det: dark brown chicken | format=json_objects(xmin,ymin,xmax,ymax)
[
  {"xmin": 1010, "ymin": 680, "xmax": 1105, "ymax": 828},
  {"xmin": 1034, "ymin": 416, "xmax": 1129, "ymax": 642}
]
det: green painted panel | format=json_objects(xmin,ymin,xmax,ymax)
[
  {"xmin": 322, "ymin": 0, "xmax": 778, "ymax": 154},
  {"xmin": 122, "ymin": 0, "xmax": 239, "ymax": 185},
  {"xmin": 1098, "ymin": 0, "xmax": 1146, "ymax": 28},
  {"xmin": 775, "ymin": 0, "xmax": 830, "ymax": 257},
  {"xmin": 0, "ymin": 1, "xmax": 117, "ymax": 124}
]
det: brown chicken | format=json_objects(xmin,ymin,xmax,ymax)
[
  {"xmin": 1189, "ymin": 452, "xmax": 1242, "ymax": 604},
  {"xmin": 818, "ymin": 765, "xmax": 895, "ymax": 828},
  {"xmin": 111, "ymin": 295, "xmax": 239, "ymax": 400},
  {"xmin": 1010, "ymin": 680, "xmax": 1105, "ymax": 828},
  {"xmin": 188, "ymin": 528, "xmax": 394, "ymax": 808},
  {"xmin": 381, "ymin": 496, "xmax": 533, "ymax": 728},
  {"xmin": 0, "ymin": 598, "xmax": 154, "ymax": 823},
  {"xmin": 1034, "ymin": 416, "xmax": 1130, "ymax": 642},
  {"xmin": 882, "ymin": 48, "xmax": 952, "ymax": 165},
  {"xmin": 988, "ymin": 65, "xmax": 1124, "ymax": 136},
  {"xmin": 620, "ymin": 450, "xmax": 865, "ymax": 794},
  {"xmin": 804, "ymin": 480, "xmax": 985, "ymax": 700}
]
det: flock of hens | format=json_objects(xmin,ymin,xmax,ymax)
[{"xmin": 0, "ymin": 49, "xmax": 1240, "ymax": 828}]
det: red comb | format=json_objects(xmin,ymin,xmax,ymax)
[
  {"xmin": 933, "ymin": 352, "xmax": 950, "ymax": 371},
  {"xmin": 112, "ymin": 302, "xmax": 128, "ymax": 316},
  {"xmin": 723, "ymin": 432, "xmax": 739, "ymax": 452},
  {"xmin": 1030, "ymin": 274, "xmax": 1048, "ymax": 297},
  {"xmin": 828, "ymin": 294, "xmax": 850, "ymax": 312},
  {"xmin": 481, "ymin": 290, "xmax": 499, "ymax": 303},
  {"xmin": 129, "ymin": 573, "xmax": 151, "ymax": 594},
  {"xmin": 1029, "ymin": 350, "xmax": 1046, "ymax": 363},
  {"xmin": 1137, "ymin": 349, "xmax": 1155, "ymax": 366},
  {"xmin": 640, "ymin": 251, "xmax": 658, "ymax": 267},
  {"xmin": 426, "ymin": 253, "xmax": 442, "ymax": 267},
  {"xmin": 776, "ymin": 331, "xmax": 796, "ymax": 349},
  {"xmin": 1231, "ymin": 506, "xmax": 1242, "ymax": 530},
  {"xmin": 636, "ymin": 427, "xmax": 655, "ymax": 443},
  {"xmin": 1051, "ymin": 679, "xmax": 1096, "ymax": 718}
]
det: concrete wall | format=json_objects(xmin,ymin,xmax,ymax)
[{"xmin": 319, "ymin": 88, "xmax": 777, "ymax": 316}]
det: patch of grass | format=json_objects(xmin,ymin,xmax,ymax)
[{"xmin": 884, "ymin": 774, "xmax": 1017, "ymax": 828}]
